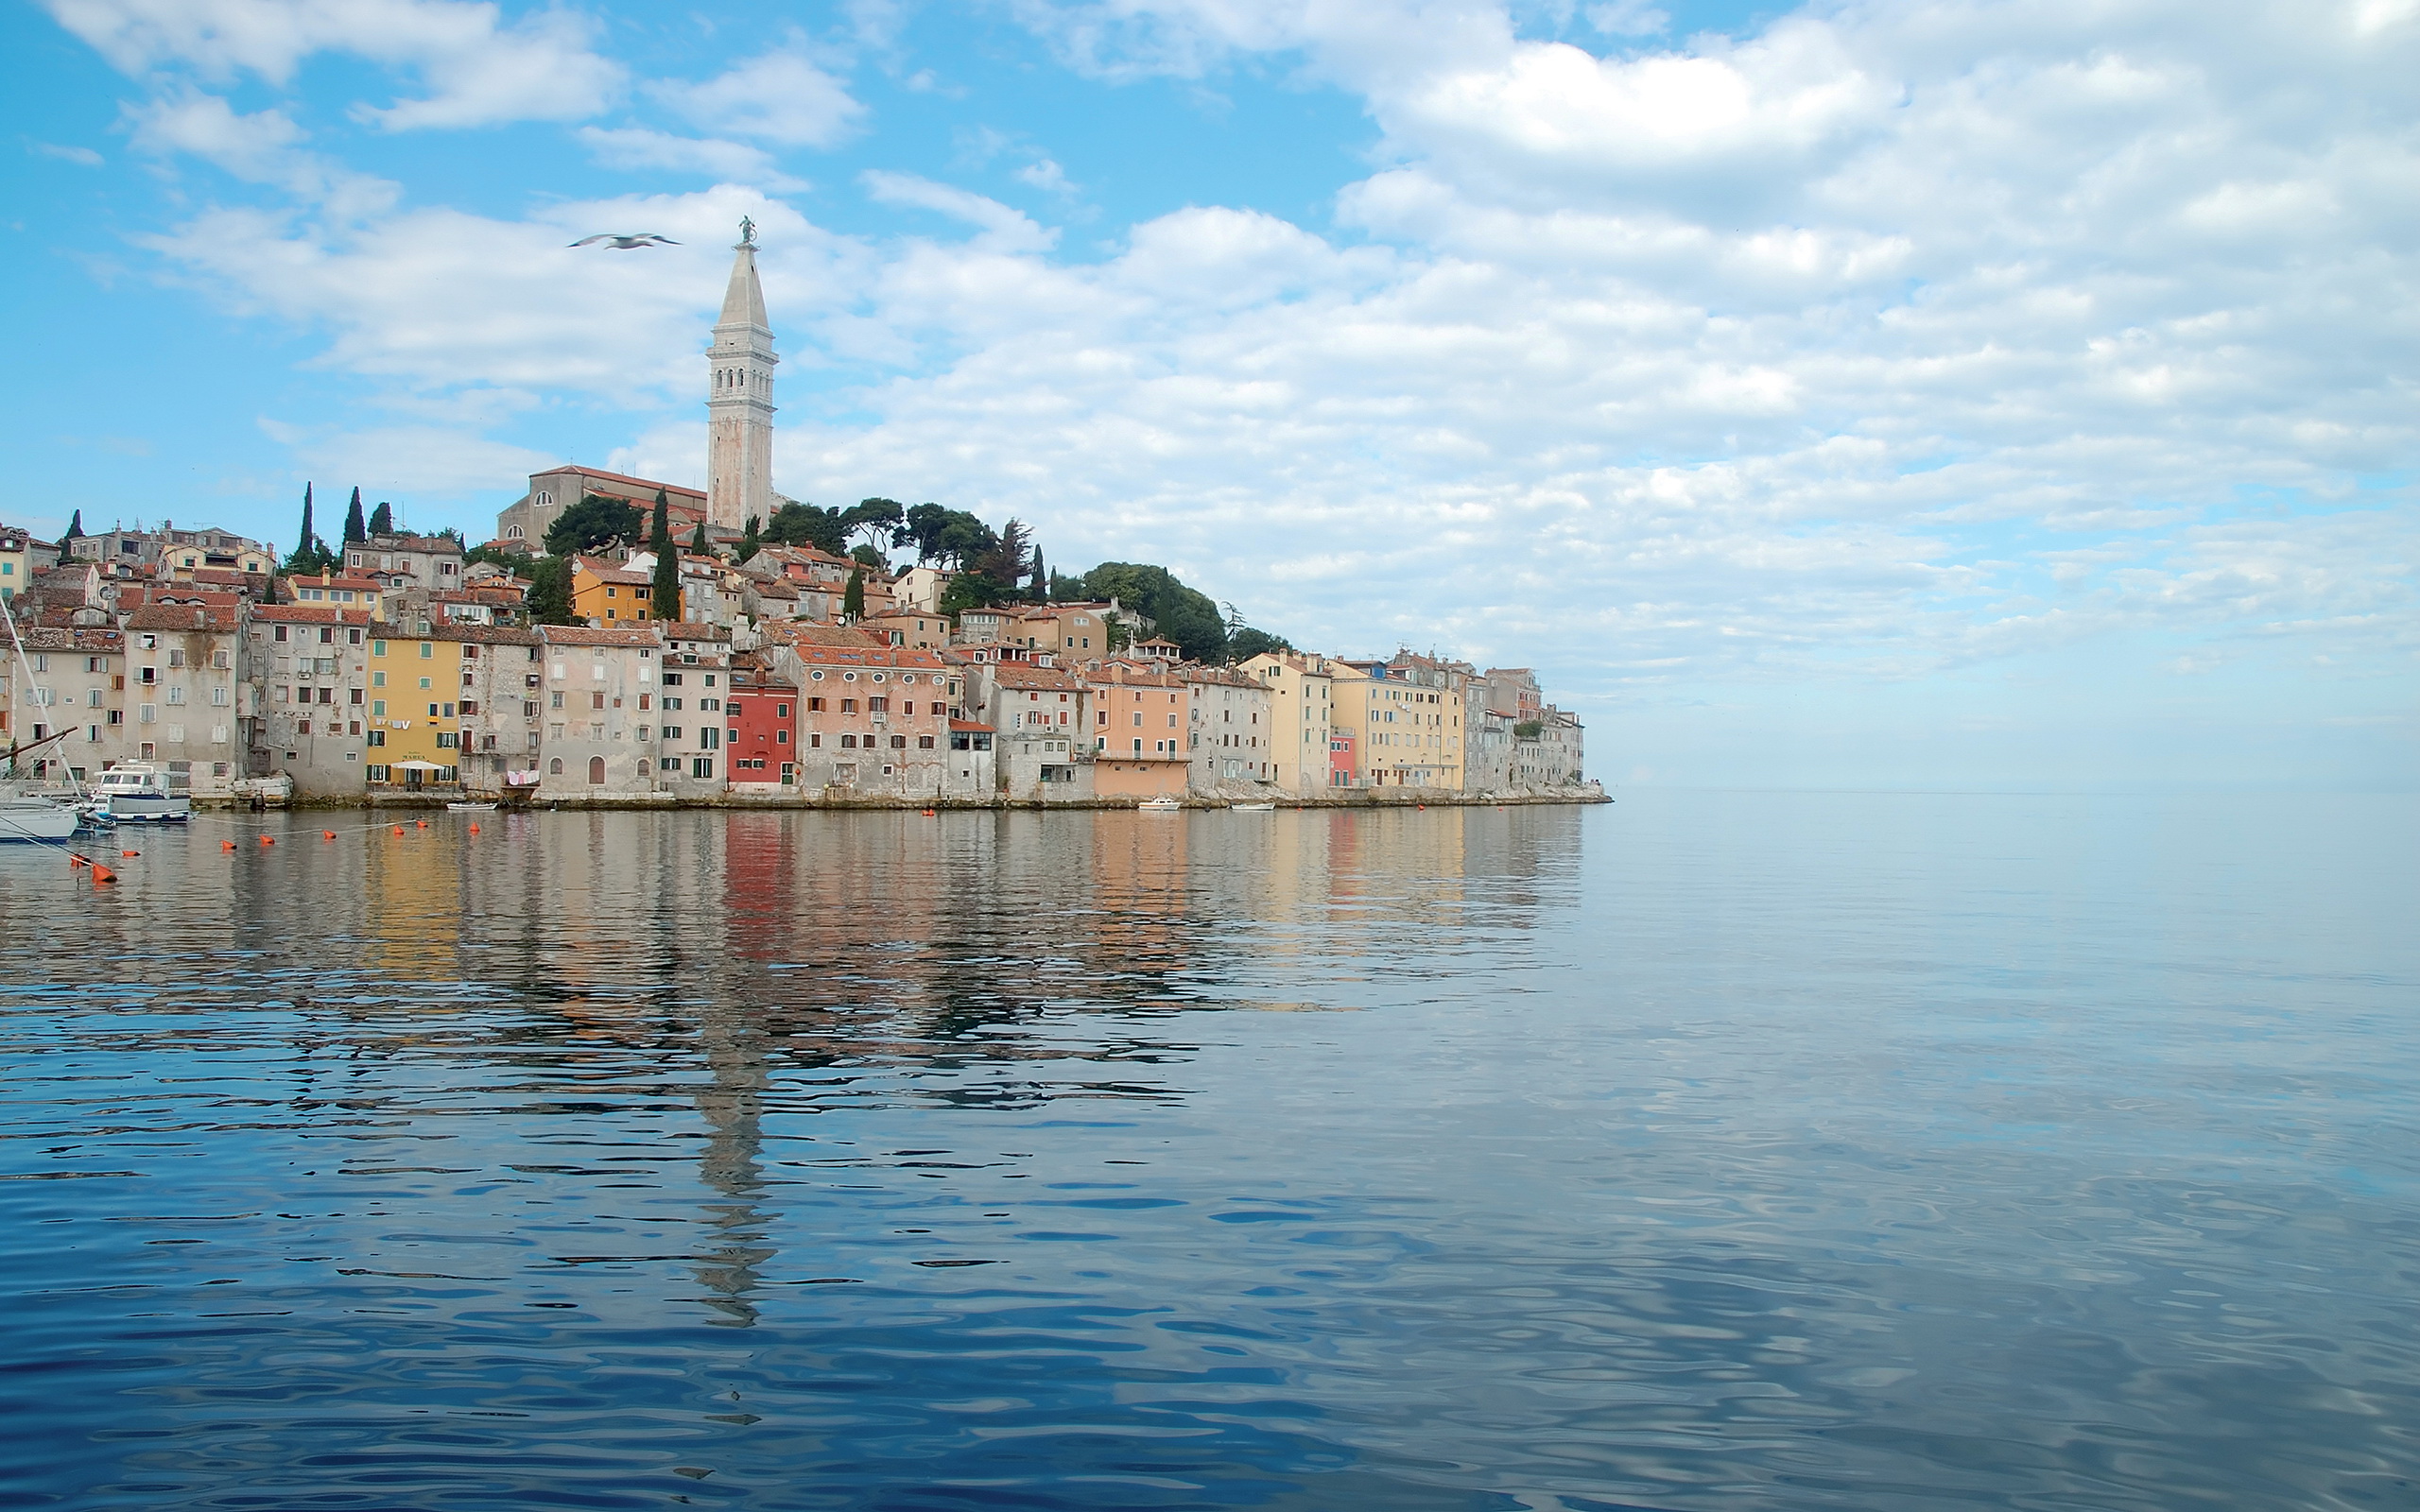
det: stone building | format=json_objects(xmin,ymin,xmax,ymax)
[
  {"xmin": 761, "ymin": 638, "xmax": 966, "ymax": 799},
  {"xmin": 1179, "ymin": 664, "xmax": 1274, "ymax": 793},
  {"xmin": 534, "ymin": 626, "xmax": 665, "ymax": 799},
  {"xmin": 121, "ymin": 605, "xmax": 242, "ymax": 798},
  {"xmin": 963, "ymin": 659, "xmax": 1092, "ymax": 801},
  {"xmin": 653, "ymin": 622, "xmax": 734, "ymax": 797},
  {"xmin": 242, "ymin": 605, "xmax": 372, "ymax": 798}
]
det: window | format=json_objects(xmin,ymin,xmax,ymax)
[
  {"xmin": 367, "ymin": 730, "xmax": 386, "ymax": 747},
  {"xmin": 807, "ymin": 696, "xmax": 824, "ymax": 712},
  {"xmin": 550, "ymin": 692, "xmax": 563, "ymax": 709},
  {"xmin": 775, "ymin": 702, "xmax": 790, "ymax": 718},
  {"xmin": 691, "ymin": 757, "xmax": 714, "ymax": 779},
  {"xmin": 591, "ymin": 692, "xmax": 605, "ymax": 710},
  {"xmin": 917, "ymin": 735, "xmax": 935, "ymax": 749},
  {"xmin": 776, "ymin": 730, "xmax": 789, "ymax": 745},
  {"xmin": 419, "ymin": 677, "xmax": 432, "ymax": 691},
  {"xmin": 588, "ymin": 756, "xmax": 606, "ymax": 784},
  {"xmin": 840, "ymin": 698, "xmax": 857, "ymax": 713},
  {"xmin": 548, "ymin": 758, "xmax": 563, "ymax": 775},
  {"xmin": 419, "ymin": 643, "xmax": 433, "ymax": 659},
  {"xmin": 372, "ymin": 700, "xmax": 386, "ymax": 716},
  {"xmin": 437, "ymin": 731, "xmax": 458, "ymax": 748},
  {"xmin": 637, "ymin": 725, "xmax": 650, "ymax": 741}
]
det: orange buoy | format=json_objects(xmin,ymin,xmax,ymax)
[
  {"xmin": 392, "ymin": 825, "xmax": 405, "ymax": 835},
  {"xmin": 415, "ymin": 820, "xmax": 428, "ymax": 830},
  {"xmin": 467, "ymin": 823, "xmax": 479, "ymax": 834},
  {"xmin": 121, "ymin": 850, "xmax": 139, "ymax": 858},
  {"xmin": 91, "ymin": 865, "xmax": 116, "ymax": 884},
  {"xmin": 322, "ymin": 830, "xmax": 337, "ymax": 841},
  {"xmin": 69, "ymin": 853, "xmax": 88, "ymax": 868},
  {"xmin": 222, "ymin": 839, "xmax": 236, "ymax": 851},
  {"xmin": 259, "ymin": 835, "xmax": 274, "ymax": 846}
]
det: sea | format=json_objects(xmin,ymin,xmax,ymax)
[{"xmin": 1, "ymin": 792, "xmax": 2413, "ymax": 1510}]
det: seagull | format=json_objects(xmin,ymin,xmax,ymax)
[{"xmin": 568, "ymin": 232, "xmax": 681, "ymax": 249}]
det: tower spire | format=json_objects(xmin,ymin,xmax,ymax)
[{"xmin": 706, "ymin": 219, "xmax": 776, "ymax": 532}]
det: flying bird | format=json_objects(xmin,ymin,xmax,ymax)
[{"xmin": 568, "ymin": 232, "xmax": 681, "ymax": 249}]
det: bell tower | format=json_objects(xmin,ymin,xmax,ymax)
[{"xmin": 705, "ymin": 217, "xmax": 776, "ymax": 531}]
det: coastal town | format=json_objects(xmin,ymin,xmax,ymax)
[{"xmin": 1, "ymin": 227, "xmax": 1588, "ymax": 811}]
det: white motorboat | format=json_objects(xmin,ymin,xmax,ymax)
[
  {"xmin": 445, "ymin": 800, "xmax": 499, "ymax": 812},
  {"xmin": 1230, "ymin": 801, "xmax": 1276, "ymax": 811},
  {"xmin": 86, "ymin": 764, "xmax": 192, "ymax": 823},
  {"xmin": 0, "ymin": 785, "xmax": 79, "ymax": 842},
  {"xmin": 1138, "ymin": 795, "xmax": 1184, "ymax": 812}
]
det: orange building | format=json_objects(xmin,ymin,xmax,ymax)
[
  {"xmin": 1082, "ymin": 660, "xmax": 1191, "ymax": 799},
  {"xmin": 571, "ymin": 557, "xmax": 658, "ymax": 625}
]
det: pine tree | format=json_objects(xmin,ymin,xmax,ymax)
[
  {"xmin": 284, "ymin": 485, "xmax": 321, "ymax": 574},
  {"xmin": 342, "ymin": 488, "xmax": 367, "ymax": 544},
  {"xmin": 367, "ymin": 500, "xmax": 394, "ymax": 537},
  {"xmin": 843, "ymin": 567, "xmax": 865, "ymax": 620},
  {"xmin": 648, "ymin": 491, "xmax": 681, "ymax": 621}
]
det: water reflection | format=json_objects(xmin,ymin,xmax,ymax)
[{"xmin": 3, "ymin": 796, "xmax": 2414, "ymax": 1512}]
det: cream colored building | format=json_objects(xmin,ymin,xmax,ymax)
[{"xmin": 1241, "ymin": 649, "xmax": 1336, "ymax": 796}]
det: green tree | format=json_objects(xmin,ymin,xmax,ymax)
[
  {"xmin": 367, "ymin": 500, "xmax": 394, "ymax": 537},
  {"xmin": 901, "ymin": 503, "xmax": 951, "ymax": 561},
  {"xmin": 1080, "ymin": 562, "xmax": 1227, "ymax": 662},
  {"xmin": 737, "ymin": 514, "xmax": 762, "ymax": 563},
  {"xmin": 543, "ymin": 493, "xmax": 643, "ymax": 558},
  {"xmin": 842, "ymin": 497, "xmax": 905, "ymax": 556},
  {"xmin": 284, "ymin": 485, "xmax": 333, "ymax": 575},
  {"xmin": 527, "ymin": 556, "xmax": 576, "ymax": 625},
  {"xmin": 648, "ymin": 492, "xmax": 681, "ymax": 621},
  {"xmin": 842, "ymin": 567, "xmax": 865, "ymax": 619},
  {"xmin": 1227, "ymin": 627, "xmax": 1292, "ymax": 662},
  {"xmin": 761, "ymin": 501, "xmax": 847, "ymax": 555},
  {"xmin": 341, "ymin": 488, "xmax": 367, "ymax": 544},
  {"xmin": 58, "ymin": 509, "xmax": 84, "ymax": 553},
  {"xmin": 851, "ymin": 542, "xmax": 888, "ymax": 572},
  {"xmin": 1028, "ymin": 548, "xmax": 1048, "ymax": 601},
  {"xmin": 688, "ymin": 520, "xmax": 709, "ymax": 556}
]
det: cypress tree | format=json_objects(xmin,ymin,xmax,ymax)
[
  {"xmin": 367, "ymin": 500, "xmax": 394, "ymax": 537},
  {"xmin": 648, "ymin": 491, "xmax": 681, "ymax": 621},
  {"xmin": 689, "ymin": 520, "xmax": 708, "ymax": 556},
  {"xmin": 737, "ymin": 514, "xmax": 761, "ymax": 564},
  {"xmin": 842, "ymin": 567, "xmax": 865, "ymax": 620},
  {"xmin": 58, "ymin": 509, "xmax": 84, "ymax": 553},
  {"xmin": 284, "ymin": 485, "xmax": 320, "ymax": 573},
  {"xmin": 1028, "ymin": 547, "xmax": 1047, "ymax": 601},
  {"xmin": 342, "ymin": 488, "xmax": 367, "ymax": 543}
]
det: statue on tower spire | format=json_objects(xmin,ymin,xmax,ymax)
[{"xmin": 737, "ymin": 215, "xmax": 756, "ymax": 247}]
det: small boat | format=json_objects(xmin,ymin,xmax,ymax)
[
  {"xmin": 1230, "ymin": 801, "xmax": 1276, "ymax": 811},
  {"xmin": 0, "ymin": 784, "xmax": 79, "ymax": 842},
  {"xmin": 86, "ymin": 764, "xmax": 192, "ymax": 823},
  {"xmin": 1137, "ymin": 796, "xmax": 1184, "ymax": 812},
  {"xmin": 445, "ymin": 800, "xmax": 499, "ymax": 812}
]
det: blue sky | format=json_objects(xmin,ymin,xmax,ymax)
[{"xmin": 4, "ymin": 0, "xmax": 2413, "ymax": 788}]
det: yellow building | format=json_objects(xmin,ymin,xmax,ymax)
[
  {"xmin": 571, "ymin": 557, "xmax": 658, "ymax": 626},
  {"xmin": 364, "ymin": 628, "xmax": 465, "ymax": 790},
  {"xmin": 1241, "ymin": 649, "xmax": 1336, "ymax": 796},
  {"xmin": 0, "ymin": 526, "xmax": 28, "ymax": 601},
  {"xmin": 1339, "ymin": 657, "xmax": 1464, "ymax": 789}
]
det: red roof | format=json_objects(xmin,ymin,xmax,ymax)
[
  {"xmin": 950, "ymin": 718, "xmax": 994, "ymax": 732},
  {"xmin": 535, "ymin": 464, "xmax": 706, "ymax": 501},
  {"xmin": 539, "ymin": 626, "xmax": 662, "ymax": 647}
]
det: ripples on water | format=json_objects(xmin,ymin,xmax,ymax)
[{"xmin": 2, "ymin": 793, "xmax": 2415, "ymax": 1510}]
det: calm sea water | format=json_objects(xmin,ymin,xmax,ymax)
[{"xmin": 2, "ymin": 793, "xmax": 2415, "ymax": 1511}]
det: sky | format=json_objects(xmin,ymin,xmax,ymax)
[{"xmin": 3, "ymin": 0, "xmax": 2413, "ymax": 790}]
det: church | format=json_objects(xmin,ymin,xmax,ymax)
[{"xmin": 494, "ymin": 223, "xmax": 778, "ymax": 547}]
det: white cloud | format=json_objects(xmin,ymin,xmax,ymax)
[
  {"xmin": 862, "ymin": 170, "xmax": 1059, "ymax": 252},
  {"xmin": 578, "ymin": 127, "xmax": 807, "ymax": 191},
  {"xmin": 1015, "ymin": 156, "xmax": 1077, "ymax": 195},
  {"xmin": 43, "ymin": 0, "xmax": 624, "ymax": 129},
  {"xmin": 652, "ymin": 49, "xmax": 865, "ymax": 147},
  {"xmin": 29, "ymin": 139, "xmax": 106, "ymax": 165},
  {"xmin": 111, "ymin": 0, "xmax": 2420, "ymax": 782},
  {"xmin": 259, "ymin": 417, "xmax": 556, "ymax": 497},
  {"xmin": 125, "ymin": 90, "xmax": 399, "ymax": 219}
]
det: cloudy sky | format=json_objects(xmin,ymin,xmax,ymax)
[{"xmin": 6, "ymin": 0, "xmax": 2413, "ymax": 787}]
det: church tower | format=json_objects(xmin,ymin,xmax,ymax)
[{"xmin": 705, "ymin": 220, "xmax": 776, "ymax": 531}]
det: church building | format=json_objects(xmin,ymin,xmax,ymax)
[{"xmin": 496, "ymin": 224, "xmax": 778, "ymax": 547}]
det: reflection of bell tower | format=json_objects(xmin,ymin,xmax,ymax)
[{"xmin": 705, "ymin": 220, "xmax": 776, "ymax": 531}]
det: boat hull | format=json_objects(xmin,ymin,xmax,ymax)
[{"xmin": 0, "ymin": 799, "xmax": 79, "ymax": 842}]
